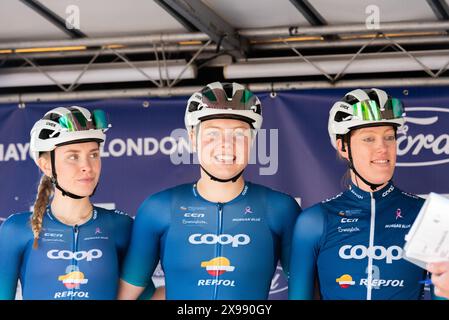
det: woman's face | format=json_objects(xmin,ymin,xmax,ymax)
[
  {"xmin": 339, "ymin": 126, "xmax": 397, "ymax": 188},
  {"xmin": 193, "ymin": 118, "xmax": 251, "ymax": 181},
  {"xmin": 43, "ymin": 141, "xmax": 101, "ymax": 197}
]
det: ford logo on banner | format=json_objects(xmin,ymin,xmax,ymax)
[{"xmin": 397, "ymin": 107, "xmax": 449, "ymax": 167}]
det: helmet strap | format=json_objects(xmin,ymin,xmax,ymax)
[
  {"xmin": 346, "ymin": 135, "xmax": 383, "ymax": 192},
  {"xmin": 200, "ymin": 165, "xmax": 244, "ymax": 183}
]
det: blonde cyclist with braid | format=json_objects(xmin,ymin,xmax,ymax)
[{"xmin": 0, "ymin": 106, "xmax": 155, "ymax": 300}]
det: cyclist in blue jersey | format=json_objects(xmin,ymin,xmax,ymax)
[
  {"xmin": 289, "ymin": 88, "xmax": 429, "ymax": 300},
  {"xmin": 0, "ymin": 106, "xmax": 155, "ymax": 300},
  {"xmin": 118, "ymin": 82, "xmax": 302, "ymax": 300}
]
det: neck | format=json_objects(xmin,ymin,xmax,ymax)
[
  {"xmin": 350, "ymin": 171, "xmax": 389, "ymax": 193},
  {"xmin": 51, "ymin": 190, "xmax": 93, "ymax": 226},
  {"xmin": 196, "ymin": 171, "xmax": 245, "ymax": 203}
]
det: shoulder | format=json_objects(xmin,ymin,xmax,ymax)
[
  {"xmin": 320, "ymin": 191, "xmax": 345, "ymax": 204},
  {"xmin": 140, "ymin": 183, "xmax": 191, "ymax": 209},
  {"xmin": 298, "ymin": 203, "xmax": 327, "ymax": 224},
  {"xmin": 94, "ymin": 206, "xmax": 132, "ymax": 223},
  {"xmin": 0, "ymin": 212, "xmax": 33, "ymax": 242},
  {"xmin": 250, "ymin": 182, "xmax": 301, "ymax": 209},
  {"xmin": 94, "ymin": 206, "xmax": 132, "ymax": 219},
  {"xmin": 1, "ymin": 212, "xmax": 32, "ymax": 229},
  {"xmin": 134, "ymin": 185, "xmax": 191, "ymax": 230},
  {"xmin": 293, "ymin": 203, "xmax": 327, "ymax": 242},
  {"xmin": 395, "ymin": 187, "xmax": 425, "ymax": 208}
]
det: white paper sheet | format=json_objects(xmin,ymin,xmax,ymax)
[{"xmin": 403, "ymin": 192, "xmax": 449, "ymax": 269}]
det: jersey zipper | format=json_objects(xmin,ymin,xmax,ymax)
[
  {"xmin": 213, "ymin": 203, "xmax": 224, "ymax": 300},
  {"xmin": 70, "ymin": 224, "xmax": 79, "ymax": 301},
  {"xmin": 366, "ymin": 194, "xmax": 376, "ymax": 300}
]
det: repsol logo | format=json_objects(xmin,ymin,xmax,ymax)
[
  {"xmin": 47, "ymin": 249, "xmax": 103, "ymax": 261},
  {"xmin": 339, "ymin": 245, "xmax": 402, "ymax": 264},
  {"xmin": 397, "ymin": 107, "xmax": 449, "ymax": 167},
  {"xmin": 188, "ymin": 233, "xmax": 250, "ymax": 247}
]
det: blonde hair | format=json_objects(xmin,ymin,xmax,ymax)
[{"xmin": 31, "ymin": 175, "xmax": 54, "ymax": 249}]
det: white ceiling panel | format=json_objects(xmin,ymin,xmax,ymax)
[
  {"xmin": 310, "ymin": 0, "xmax": 437, "ymax": 24},
  {"xmin": 0, "ymin": 0, "xmax": 69, "ymax": 42},
  {"xmin": 40, "ymin": 0, "xmax": 188, "ymax": 37},
  {"xmin": 201, "ymin": 0, "xmax": 310, "ymax": 28}
]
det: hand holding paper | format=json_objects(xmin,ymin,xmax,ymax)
[{"xmin": 403, "ymin": 192, "xmax": 449, "ymax": 269}]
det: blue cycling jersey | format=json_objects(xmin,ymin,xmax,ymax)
[
  {"xmin": 0, "ymin": 206, "xmax": 134, "ymax": 300},
  {"xmin": 121, "ymin": 181, "xmax": 301, "ymax": 300},
  {"xmin": 289, "ymin": 182, "xmax": 427, "ymax": 300}
]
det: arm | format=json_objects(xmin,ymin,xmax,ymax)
[
  {"xmin": 0, "ymin": 214, "xmax": 28, "ymax": 300},
  {"xmin": 277, "ymin": 196, "xmax": 302, "ymax": 275},
  {"xmin": 150, "ymin": 286, "xmax": 166, "ymax": 300},
  {"xmin": 118, "ymin": 193, "xmax": 170, "ymax": 300},
  {"xmin": 118, "ymin": 279, "xmax": 146, "ymax": 300},
  {"xmin": 427, "ymin": 262, "xmax": 449, "ymax": 299},
  {"xmin": 288, "ymin": 205, "xmax": 326, "ymax": 300},
  {"xmin": 115, "ymin": 212, "xmax": 158, "ymax": 300}
]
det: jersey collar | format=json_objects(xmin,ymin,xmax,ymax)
[
  {"xmin": 192, "ymin": 182, "xmax": 250, "ymax": 205},
  {"xmin": 46, "ymin": 206, "xmax": 98, "ymax": 226},
  {"xmin": 348, "ymin": 181, "xmax": 397, "ymax": 201}
]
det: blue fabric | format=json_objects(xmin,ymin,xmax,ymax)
[
  {"xmin": 121, "ymin": 181, "xmax": 301, "ymax": 299},
  {"xmin": 0, "ymin": 206, "xmax": 150, "ymax": 300},
  {"xmin": 289, "ymin": 182, "xmax": 427, "ymax": 300}
]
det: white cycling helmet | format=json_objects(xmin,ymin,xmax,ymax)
[
  {"xmin": 185, "ymin": 82, "xmax": 262, "ymax": 131},
  {"xmin": 328, "ymin": 88, "xmax": 406, "ymax": 149},
  {"xmin": 30, "ymin": 106, "xmax": 109, "ymax": 163}
]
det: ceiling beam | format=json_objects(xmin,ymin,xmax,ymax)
[
  {"xmin": 19, "ymin": 0, "xmax": 87, "ymax": 38},
  {"xmin": 155, "ymin": 0, "xmax": 248, "ymax": 58},
  {"xmin": 154, "ymin": 0, "xmax": 198, "ymax": 32},
  {"xmin": 289, "ymin": 0, "xmax": 338, "ymax": 40},
  {"xmin": 427, "ymin": 0, "xmax": 449, "ymax": 20},
  {"xmin": 289, "ymin": 0, "xmax": 327, "ymax": 26}
]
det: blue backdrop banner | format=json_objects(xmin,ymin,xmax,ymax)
[{"xmin": 1, "ymin": 86, "xmax": 448, "ymax": 299}]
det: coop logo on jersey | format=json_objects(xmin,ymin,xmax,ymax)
[
  {"xmin": 336, "ymin": 274, "xmax": 355, "ymax": 288},
  {"xmin": 201, "ymin": 257, "xmax": 235, "ymax": 276},
  {"xmin": 397, "ymin": 107, "xmax": 449, "ymax": 167},
  {"xmin": 47, "ymin": 249, "xmax": 103, "ymax": 261},
  {"xmin": 57, "ymin": 265, "xmax": 88, "ymax": 289},
  {"xmin": 189, "ymin": 233, "xmax": 250, "ymax": 247},
  {"xmin": 339, "ymin": 245, "xmax": 402, "ymax": 264}
]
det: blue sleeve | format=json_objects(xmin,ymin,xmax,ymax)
[
  {"xmin": 113, "ymin": 210, "xmax": 156, "ymax": 299},
  {"xmin": 112, "ymin": 211, "xmax": 134, "ymax": 264},
  {"xmin": 120, "ymin": 191, "xmax": 170, "ymax": 288},
  {"xmin": 288, "ymin": 204, "xmax": 326, "ymax": 300},
  {"xmin": 267, "ymin": 192, "xmax": 302, "ymax": 276},
  {"xmin": 0, "ymin": 214, "xmax": 31, "ymax": 300}
]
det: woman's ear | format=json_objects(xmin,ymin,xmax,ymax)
[
  {"xmin": 37, "ymin": 153, "xmax": 52, "ymax": 178},
  {"xmin": 336, "ymin": 139, "xmax": 349, "ymax": 161}
]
